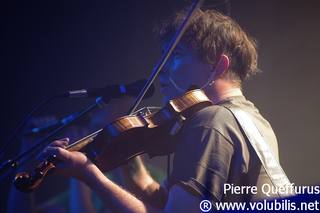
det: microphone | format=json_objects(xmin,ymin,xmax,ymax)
[
  {"xmin": 60, "ymin": 79, "xmax": 154, "ymax": 99},
  {"xmin": 23, "ymin": 112, "xmax": 80, "ymax": 136}
]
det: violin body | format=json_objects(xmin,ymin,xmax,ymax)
[{"xmin": 14, "ymin": 89, "xmax": 212, "ymax": 192}]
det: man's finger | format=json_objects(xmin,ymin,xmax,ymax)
[
  {"xmin": 50, "ymin": 138, "xmax": 70, "ymax": 148},
  {"xmin": 45, "ymin": 146, "xmax": 71, "ymax": 162},
  {"xmin": 38, "ymin": 138, "xmax": 70, "ymax": 161}
]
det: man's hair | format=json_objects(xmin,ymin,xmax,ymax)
[{"xmin": 156, "ymin": 9, "xmax": 258, "ymax": 84}]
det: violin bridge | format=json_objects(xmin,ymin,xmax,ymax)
[{"xmin": 169, "ymin": 115, "xmax": 186, "ymax": 136}]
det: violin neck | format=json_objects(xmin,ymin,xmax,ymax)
[{"xmin": 66, "ymin": 128, "xmax": 104, "ymax": 152}]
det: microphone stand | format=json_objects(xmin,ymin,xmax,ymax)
[{"xmin": 0, "ymin": 97, "xmax": 106, "ymax": 181}]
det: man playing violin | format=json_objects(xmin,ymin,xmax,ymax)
[{"xmin": 42, "ymin": 9, "xmax": 279, "ymax": 212}]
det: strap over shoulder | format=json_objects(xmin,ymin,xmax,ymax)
[{"xmin": 224, "ymin": 106, "xmax": 295, "ymax": 198}]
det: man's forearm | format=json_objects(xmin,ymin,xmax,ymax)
[
  {"xmin": 120, "ymin": 157, "xmax": 168, "ymax": 208},
  {"xmin": 121, "ymin": 157, "xmax": 155, "ymax": 193},
  {"xmin": 83, "ymin": 164, "xmax": 162, "ymax": 213}
]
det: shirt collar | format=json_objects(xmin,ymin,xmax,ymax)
[{"xmin": 213, "ymin": 88, "xmax": 243, "ymax": 104}]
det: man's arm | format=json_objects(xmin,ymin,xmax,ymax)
[
  {"xmin": 120, "ymin": 157, "xmax": 168, "ymax": 208},
  {"xmin": 83, "ymin": 162, "xmax": 202, "ymax": 213},
  {"xmin": 82, "ymin": 162, "xmax": 162, "ymax": 213},
  {"xmin": 43, "ymin": 140, "xmax": 202, "ymax": 213}
]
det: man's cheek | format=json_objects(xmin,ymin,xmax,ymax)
[{"xmin": 171, "ymin": 58, "xmax": 184, "ymax": 72}]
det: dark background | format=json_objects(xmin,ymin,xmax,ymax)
[{"xmin": 1, "ymin": 0, "xmax": 319, "ymax": 210}]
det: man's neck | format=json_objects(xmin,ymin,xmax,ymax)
[{"xmin": 204, "ymin": 80, "xmax": 242, "ymax": 104}]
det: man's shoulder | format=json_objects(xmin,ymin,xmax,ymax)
[
  {"xmin": 181, "ymin": 96, "xmax": 260, "ymax": 146},
  {"xmin": 186, "ymin": 104, "xmax": 238, "ymax": 131}
]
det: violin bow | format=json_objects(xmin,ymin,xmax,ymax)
[{"xmin": 128, "ymin": 0, "xmax": 205, "ymax": 115}]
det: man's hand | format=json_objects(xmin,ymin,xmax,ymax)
[
  {"xmin": 39, "ymin": 138, "xmax": 97, "ymax": 181},
  {"xmin": 39, "ymin": 139, "xmax": 162, "ymax": 213}
]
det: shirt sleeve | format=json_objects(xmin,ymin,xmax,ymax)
[{"xmin": 169, "ymin": 126, "xmax": 234, "ymax": 202}]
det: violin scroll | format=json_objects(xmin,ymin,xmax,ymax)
[{"xmin": 14, "ymin": 156, "xmax": 56, "ymax": 193}]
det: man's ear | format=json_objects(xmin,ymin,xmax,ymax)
[{"xmin": 213, "ymin": 54, "xmax": 230, "ymax": 79}]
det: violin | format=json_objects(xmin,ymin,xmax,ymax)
[
  {"xmin": 13, "ymin": 0, "xmax": 206, "ymax": 193},
  {"xmin": 14, "ymin": 89, "xmax": 212, "ymax": 192}
]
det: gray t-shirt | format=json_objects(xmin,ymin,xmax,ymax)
[{"xmin": 165, "ymin": 95, "xmax": 279, "ymax": 202}]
